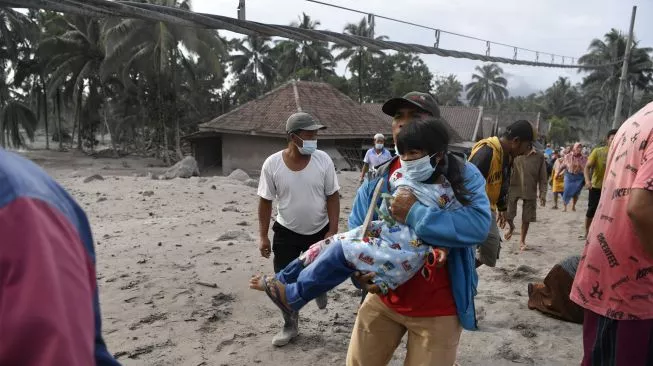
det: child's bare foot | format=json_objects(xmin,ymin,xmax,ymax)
[
  {"xmin": 551, "ymin": 205, "xmax": 558, "ymax": 210},
  {"xmin": 520, "ymin": 241, "xmax": 527, "ymax": 251},
  {"xmin": 562, "ymin": 205, "xmax": 568, "ymax": 212},
  {"xmin": 249, "ymin": 274, "xmax": 268, "ymax": 291},
  {"xmin": 253, "ymin": 275, "xmax": 294, "ymax": 315},
  {"xmin": 572, "ymin": 206, "xmax": 576, "ymax": 211}
]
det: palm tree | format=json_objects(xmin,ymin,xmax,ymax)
[
  {"xmin": 230, "ymin": 35, "xmax": 275, "ymax": 97},
  {"xmin": 579, "ymin": 29, "xmax": 653, "ymax": 120},
  {"xmin": 275, "ymin": 13, "xmax": 334, "ymax": 81},
  {"xmin": 102, "ymin": 0, "xmax": 227, "ymax": 162},
  {"xmin": 331, "ymin": 17, "xmax": 386, "ymax": 103},
  {"xmin": 433, "ymin": 74, "xmax": 463, "ymax": 106},
  {"xmin": 38, "ymin": 14, "xmax": 105, "ymax": 150},
  {"xmin": 539, "ymin": 77, "xmax": 584, "ymax": 120},
  {"xmin": 0, "ymin": 9, "xmax": 39, "ymax": 149},
  {"xmin": 465, "ymin": 63, "xmax": 509, "ymax": 108}
]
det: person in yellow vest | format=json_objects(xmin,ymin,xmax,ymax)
[{"xmin": 468, "ymin": 120, "xmax": 536, "ymax": 267}]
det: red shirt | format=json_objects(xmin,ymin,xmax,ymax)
[{"xmin": 379, "ymin": 159, "xmax": 457, "ymax": 316}]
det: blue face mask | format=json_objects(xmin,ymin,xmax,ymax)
[
  {"xmin": 400, "ymin": 154, "xmax": 437, "ymax": 181},
  {"xmin": 294, "ymin": 135, "xmax": 317, "ymax": 155}
]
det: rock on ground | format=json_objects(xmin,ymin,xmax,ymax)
[
  {"xmin": 84, "ymin": 174, "xmax": 104, "ymax": 183},
  {"xmin": 162, "ymin": 156, "xmax": 200, "ymax": 179},
  {"xmin": 244, "ymin": 178, "xmax": 259, "ymax": 188},
  {"xmin": 217, "ymin": 230, "xmax": 252, "ymax": 241},
  {"xmin": 227, "ymin": 169, "xmax": 250, "ymax": 182}
]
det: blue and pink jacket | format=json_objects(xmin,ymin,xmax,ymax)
[{"xmin": 0, "ymin": 149, "xmax": 120, "ymax": 365}]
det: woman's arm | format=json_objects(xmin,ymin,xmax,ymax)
[{"xmin": 397, "ymin": 162, "xmax": 492, "ymax": 248}]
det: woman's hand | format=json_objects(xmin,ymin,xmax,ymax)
[
  {"xmin": 352, "ymin": 271, "xmax": 382, "ymax": 294},
  {"xmin": 389, "ymin": 188, "xmax": 417, "ymax": 224}
]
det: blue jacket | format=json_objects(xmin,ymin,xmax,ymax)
[
  {"xmin": 0, "ymin": 149, "xmax": 120, "ymax": 365},
  {"xmin": 349, "ymin": 154, "xmax": 491, "ymax": 330}
]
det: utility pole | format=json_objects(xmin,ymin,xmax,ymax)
[
  {"xmin": 237, "ymin": 0, "xmax": 246, "ymax": 20},
  {"xmin": 612, "ymin": 6, "xmax": 637, "ymax": 129}
]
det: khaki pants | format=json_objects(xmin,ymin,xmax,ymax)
[
  {"xmin": 346, "ymin": 294, "xmax": 462, "ymax": 366},
  {"xmin": 507, "ymin": 196, "xmax": 537, "ymax": 223}
]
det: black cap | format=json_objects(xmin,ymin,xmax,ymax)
[
  {"xmin": 285, "ymin": 112, "xmax": 326, "ymax": 133},
  {"xmin": 382, "ymin": 92, "xmax": 441, "ymax": 118},
  {"xmin": 505, "ymin": 120, "xmax": 536, "ymax": 142}
]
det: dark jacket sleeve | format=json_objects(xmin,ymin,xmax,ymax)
[
  {"xmin": 497, "ymin": 156, "xmax": 511, "ymax": 212},
  {"xmin": 468, "ymin": 145, "xmax": 493, "ymax": 180}
]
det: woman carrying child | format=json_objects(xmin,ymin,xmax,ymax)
[{"xmin": 251, "ymin": 114, "xmax": 491, "ymax": 365}]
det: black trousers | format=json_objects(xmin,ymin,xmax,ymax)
[{"xmin": 272, "ymin": 221, "xmax": 329, "ymax": 273}]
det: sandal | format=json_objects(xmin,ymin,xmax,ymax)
[{"xmin": 262, "ymin": 275, "xmax": 296, "ymax": 316}]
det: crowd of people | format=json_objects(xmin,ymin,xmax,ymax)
[{"xmin": 1, "ymin": 90, "xmax": 652, "ymax": 365}]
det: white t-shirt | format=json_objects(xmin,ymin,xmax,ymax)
[
  {"xmin": 258, "ymin": 150, "xmax": 340, "ymax": 235},
  {"xmin": 363, "ymin": 148, "xmax": 393, "ymax": 168}
]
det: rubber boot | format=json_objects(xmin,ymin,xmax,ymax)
[{"xmin": 271, "ymin": 311, "xmax": 298, "ymax": 347}]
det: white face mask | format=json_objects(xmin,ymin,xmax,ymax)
[
  {"xmin": 400, "ymin": 154, "xmax": 437, "ymax": 181},
  {"xmin": 375, "ymin": 143, "xmax": 384, "ymax": 150},
  {"xmin": 294, "ymin": 135, "xmax": 317, "ymax": 155}
]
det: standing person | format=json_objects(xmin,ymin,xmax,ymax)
[
  {"xmin": 505, "ymin": 148, "xmax": 548, "ymax": 251},
  {"xmin": 544, "ymin": 143, "xmax": 553, "ymax": 161},
  {"xmin": 257, "ymin": 112, "xmax": 340, "ymax": 347},
  {"xmin": 551, "ymin": 151, "xmax": 565, "ymax": 209},
  {"xmin": 468, "ymin": 120, "xmax": 536, "ymax": 267},
  {"xmin": 559, "ymin": 142, "xmax": 587, "ymax": 212},
  {"xmin": 346, "ymin": 93, "xmax": 492, "ymax": 366},
  {"xmin": 582, "ymin": 129, "xmax": 618, "ymax": 239},
  {"xmin": 570, "ymin": 102, "xmax": 653, "ymax": 365},
  {"xmin": 0, "ymin": 149, "xmax": 120, "ymax": 366},
  {"xmin": 359, "ymin": 133, "xmax": 392, "ymax": 184}
]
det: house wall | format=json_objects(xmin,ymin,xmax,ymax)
[
  {"xmin": 222, "ymin": 135, "xmax": 287, "ymax": 175},
  {"xmin": 221, "ymin": 135, "xmax": 360, "ymax": 175}
]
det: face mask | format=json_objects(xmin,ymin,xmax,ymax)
[
  {"xmin": 294, "ymin": 135, "xmax": 317, "ymax": 155},
  {"xmin": 400, "ymin": 154, "xmax": 437, "ymax": 182},
  {"xmin": 375, "ymin": 143, "xmax": 384, "ymax": 150}
]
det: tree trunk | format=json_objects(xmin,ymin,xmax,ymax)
[
  {"xmin": 175, "ymin": 116, "xmax": 182, "ymax": 160},
  {"xmin": 56, "ymin": 89, "xmax": 63, "ymax": 151},
  {"xmin": 254, "ymin": 53, "xmax": 259, "ymax": 97},
  {"xmin": 628, "ymin": 83, "xmax": 636, "ymax": 117},
  {"xmin": 75, "ymin": 85, "xmax": 83, "ymax": 151},
  {"xmin": 41, "ymin": 78, "xmax": 49, "ymax": 150},
  {"xmin": 357, "ymin": 49, "xmax": 363, "ymax": 104}
]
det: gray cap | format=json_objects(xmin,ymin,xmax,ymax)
[{"xmin": 285, "ymin": 112, "xmax": 326, "ymax": 133}]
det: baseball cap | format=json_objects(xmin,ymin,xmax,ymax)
[
  {"xmin": 505, "ymin": 120, "xmax": 536, "ymax": 142},
  {"xmin": 381, "ymin": 92, "xmax": 441, "ymax": 118},
  {"xmin": 285, "ymin": 112, "xmax": 326, "ymax": 133}
]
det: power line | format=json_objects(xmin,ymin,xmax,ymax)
[
  {"xmin": 307, "ymin": 0, "xmax": 579, "ymax": 63},
  {"xmin": 2, "ymin": 0, "xmax": 620, "ymax": 69}
]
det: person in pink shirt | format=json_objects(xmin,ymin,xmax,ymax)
[{"xmin": 570, "ymin": 102, "xmax": 653, "ymax": 365}]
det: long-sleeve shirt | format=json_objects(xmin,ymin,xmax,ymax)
[
  {"xmin": 349, "ymin": 154, "xmax": 491, "ymax": 330},
  {"xmin": 0, "ymin": 149, "xmax": 120, "ymax": 366},
  {"xmin": 509, "ymin": 150, "xmax": 548, "ymax": 200}
]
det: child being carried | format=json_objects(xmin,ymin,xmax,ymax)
[{"xmin": 249, "ymin": 119, "xmax": 461, "ymax": 316}]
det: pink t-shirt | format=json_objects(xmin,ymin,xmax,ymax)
[{"xmin": 571, "ymin": 102, "xmax": 653, "ymax": 320}]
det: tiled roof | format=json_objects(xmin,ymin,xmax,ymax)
[
  {"xmin": 199, "ymin": 81, "xmax": 390, "ymax": 139},
  {"xmin": 361, "ymin": 104, "xmax": 479, "ymax": 143},
  {"xmin": 483, "ymin": 111, "xmax": 541, "ymax": 135}
]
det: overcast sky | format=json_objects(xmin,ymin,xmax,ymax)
[{"xmin": 192, "ymin": 0, "xmax": 652, "ymax": 97}]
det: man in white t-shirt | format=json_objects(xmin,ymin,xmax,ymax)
[
  {"xmin": 257, "ymin": 112, "xmax": 340, "ymax": 347},
  {"xmin": 359, "ymin": 133, "xmax": 393, "ymax": 185}
]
